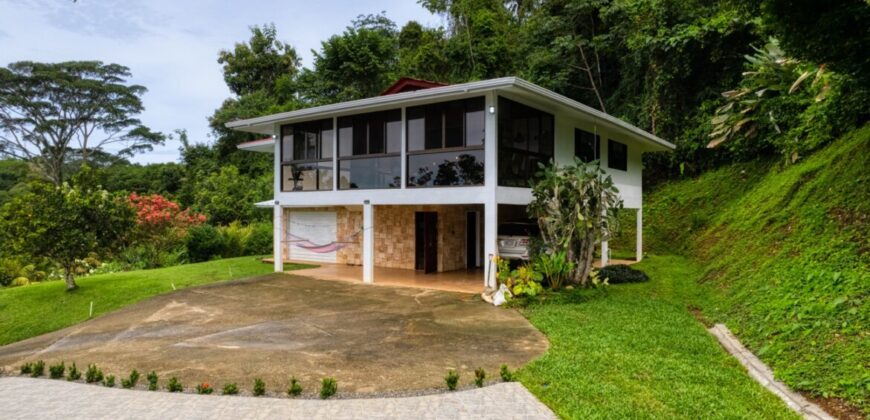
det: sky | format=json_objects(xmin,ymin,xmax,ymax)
[{"xmin": 0, "ymin": 0, "xmax": 440, "ymax": 164}]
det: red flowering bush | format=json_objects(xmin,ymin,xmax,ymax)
[
  {"xmin": 127, "ymin": 193, "xmax": 206, "ymax": 267},
  {"xmin": 129, "ymin": 192, "xmax": 206, "ymax": 231}
]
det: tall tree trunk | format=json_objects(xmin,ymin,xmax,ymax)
[
  {"xmin": 578, "ymin": 43, "xmax": 607, "ymax": 113},
  {"xmin": 64, "ymin": 265, "xmax": 77, "ymax": 290}
]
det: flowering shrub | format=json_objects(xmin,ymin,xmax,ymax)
[
  {"xmin": 127, "ymin": 193, "xmax": 205, "ymax": 267},
  {"xmin": 128, "ymin": 193, "xmax": 205, "ymax": 233}
]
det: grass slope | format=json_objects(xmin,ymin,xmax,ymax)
[
  {"xmin": 644, "ymin": 125, "xmax": 869, "ymax": 412},
  {"xmin": 519, "ymin": 255, "xmax": 796, "ymax": 419},
  {"xmin": 0, "ymin": 257, "xmax": 310, "ymax": 346}
]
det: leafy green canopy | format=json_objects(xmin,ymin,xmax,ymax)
[
  {"xmin": 218, "ymin": 23, "xmax": 301, "ymax": 97},
  {"xmin": 0, "ymin": 61, "xmax": 164, "ymax": 184},
  {"xmin": 298, "ymin": 14, "xmax": 401, "ymax": 103},
  {"xmin": 708, "ymin": 38, "xmax": 868, "ymax": 161},
  {"xmin": 0, "ymin": 169, "xmax": 135, "ymax": 289},
  {"xmin": 735, "ymin": 0, "xmax": 870, "ymax": 84}
]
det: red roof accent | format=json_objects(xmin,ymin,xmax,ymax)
[{"xmin": 380, "ymin": 77, "xmax": 448, "ymax": 95}]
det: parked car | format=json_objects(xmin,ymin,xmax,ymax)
[{"xmin": 497, "ymin": 222, "xmax": 539, "ymax": 261}]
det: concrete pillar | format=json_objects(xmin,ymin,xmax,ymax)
[
  {"xmin": 601, "ymin": 239, "xmax": 609, "ymax": 267},
  {"xmin": 400, "ymin": 107, "xmax": 407, "ymax": 189},
  {"xmin": 482, "ymin": 91, "xmax": 499, "ymax": 289},
  {"xmin": 483, "ymin": 202, "xmax": 498, "ymax": 288},
  {"xmin": 636, "ymin": 208, "xmax": 643, "ymax": 262},
  {"xmin": 273, "ymin": 204, "xmax": 283, "ymax": 273},
  {"xmin": 332, "ymin": 116, "xmax": 338, "ymax": 191},
  {"xmin": 362, "ymin": 200, "xmax": 374, "ymax": 284}
]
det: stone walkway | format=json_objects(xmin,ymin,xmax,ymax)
[{"xmin": 0, "ymin": 377, "xmax": 556, "ymax": 420}]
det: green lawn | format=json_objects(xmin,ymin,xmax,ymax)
[
  {"xmin": 643, "ymin": 126, "xmax": 869, "ymax": 413},
  {"xmin": 0, "ymin": 257, "xmax": 311, "ymax": 346},
  {"xmin": 518, "ymin": 255, "xmax": 798, "ymax": 419}
]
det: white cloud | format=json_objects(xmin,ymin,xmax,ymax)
[{"xmin": 0, "ymin": 0, "xmax": 439, "ymax": 163}]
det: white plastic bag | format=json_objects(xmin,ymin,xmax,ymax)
[{"xmin": 492, "ymin": 284, "xmax": 511, "ymax": 306}]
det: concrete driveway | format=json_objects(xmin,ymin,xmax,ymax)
[{"xmin": 0, "ymin": 274, "xmax": 547, "ymax": 395}]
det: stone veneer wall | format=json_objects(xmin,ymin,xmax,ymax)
[
  {"xmin": 373, "ymin": 204, "xmax": 478, "ymax": 272},
  {"xmin": 286, "ymin": 204, "xmax": 479, "ymax": 272}
]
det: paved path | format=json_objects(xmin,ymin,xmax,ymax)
[{"xmin": 0, "ymin": 377, "xmax": 555, "ymax": 420}]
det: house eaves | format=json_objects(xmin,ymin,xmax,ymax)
[{"xmin": 227, "ymin": 77, "xmax": 675, "ymax": 152}]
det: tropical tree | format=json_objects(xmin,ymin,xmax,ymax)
[
  {"xmin": 709, "ymin": 38, "xmax": 863, "ymax": 161},
  {"xmin": 298, "ymin": 13, "xmax": 400, "ymax": 103},
  {"xmin": 211, "ymin": 25, "xmax": 300, "ymax": 175},
  {"xmin": 527, "ymin": 159, "xmax": 622, "ymax": 286},
  {"xmin": 0, "ymin": 61, "xmax": 164, "ymax": 184},
  {"xmin": 217, "ymin": 23, "xmax": 301, "ymax": 97},
  {"xmin": 192, "ymin": 165, "xmax": 270, "ymax": 225},
  {"xmin": 420, "ymin": 0, "xmax": 520, "ymax": 80},
  {"xmin": 0, "ymin": 168, "xmax": 135, "ymax": 289},
  {"xmin": 733, "ymin": 0, "xmax": 870, "ymax": 83}
]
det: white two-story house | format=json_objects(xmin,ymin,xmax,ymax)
[{"xmin": 229, "ymin": 77, "xmax": 673, "ymax": 291}]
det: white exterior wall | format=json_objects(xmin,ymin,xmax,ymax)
[
  {"xmin": 551, "ymin": 104, "xmax": 644, "ymax": 209},
  {"xmin": 267, "ymin": 86, "xmax": 662, "ymax": 275}
]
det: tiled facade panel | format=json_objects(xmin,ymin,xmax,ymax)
[{"xmin": 285, "ymin": 205, "xmax": 479, "ymax": 272}]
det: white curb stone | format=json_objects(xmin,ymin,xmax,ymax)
[{"xmin": 708, "ymin": 323, "xmax": 834, "ymax": 420}]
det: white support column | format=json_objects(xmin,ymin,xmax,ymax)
[
  {"xmin": 332, "ymin": 116, "xmax": 338, "ymax": 191},
  {"xmin": 483, "ymin": 91, "xmax": 499, "ymax": 289},
  {"xmin": 400, "ymin": 107, "xmax": 407, "ymax": 189},
  {"xmin": 636, "ymin": 207, "xmax": 643, "ymax": 262},
  {"xmin": 601, "ymin": 240, "xmax": 609, "ymax": 267},
  {"xmin": 273, "ymin": 204, "xmax": 283, "ymax": 273},
  {"xmin": 484, "ymin": 202, "xmax": 498, "ymax": 288},
  {"xmin": 362, "ymin": 200, "xmax": 374, "ymax": 284},
  {"xmin": 273, "ymin": 124, "xmax": 283, "ymax": 273}
]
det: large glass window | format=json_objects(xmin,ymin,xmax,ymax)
[
  {"xmin": 608, "ymin": 139, "xmax": 628, "ymax": 171},
  {"xmin": 337, "ymin": 109, "xmax": 401, "ymax": 189},
  {"xmin": 406, "ymin": 97, "xmax": 485, "ymax": 187},
  {"xmin": 408, "ymin": 149, "xmax": 484, "ymax": 187},
  {"xmin": 280, "ymin": 119, "xmax": 333, "ymax": 191},
  {"xmin": 575, "ymin": 128, "xmax": 600, "ymax": 163},
  {"xmin": 498, "ymin": 97, "xmax": 554, "ymax": 187}
]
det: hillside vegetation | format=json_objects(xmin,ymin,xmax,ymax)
[{"xmin": 644, "ymin": 125, "xmax": 869, "ymax": 412}]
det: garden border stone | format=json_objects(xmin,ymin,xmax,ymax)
[{"xmin": 708, "ymin": 323, "xmax": 833, "ymax": 420}]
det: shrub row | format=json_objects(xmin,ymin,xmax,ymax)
[
  {"xmin": 17, "ymin": 361, "xmax": 339, "ymax": 398},
  {"xmin": 19, "ymin": 362, "xmax": 519, "ymax": 396}
]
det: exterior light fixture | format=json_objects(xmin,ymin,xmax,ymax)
[{"xmin": 488, "ymin": 106, "xmax": 496, "ymax": 114}]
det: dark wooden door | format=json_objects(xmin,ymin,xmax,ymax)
[
  {"xmin": 466, "ymin": 212, "xmax": 478, "ymax": 268},
  {"xmin": 415, "ymin": 211, "xmax": 438, "ymax": 273}
]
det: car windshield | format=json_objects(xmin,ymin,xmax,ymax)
[{"xmin": 498, "ymin": 223, "xmax": 539, "ymax": 236}]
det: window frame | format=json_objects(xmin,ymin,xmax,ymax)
[
  {"xmin": 337, "ymin": 109, "xmax": 403, "ymax": 190},
  {"xmin": 607, "ymin": 139, "xmax": 628, "ymax": 171},
  {"xmin": 405, "ymin": 96, "xmax": 486, "ymax": 188},
  {"xmin": 279, "ymin": 119, "xmax": 334, "ymax": 192},
  {"xmin": 497, "ymin": 96, "xmax": 555, "ymax": 187},
  {"xmin": 574, "ymin": 128, "xmax": 601, "ymax": 164}
]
